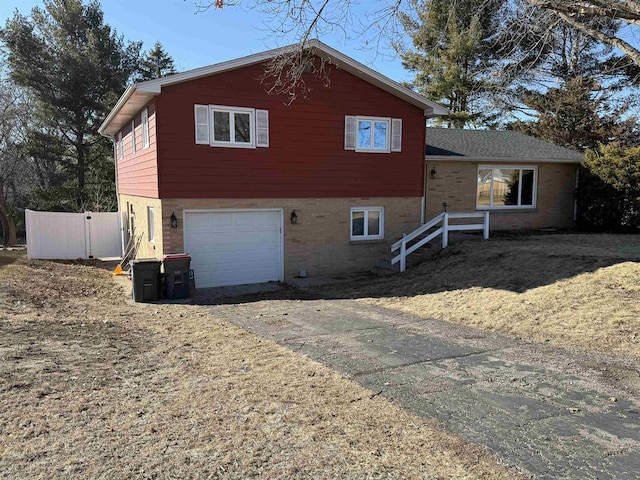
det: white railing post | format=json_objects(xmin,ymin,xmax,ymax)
[
  {"xmin": 483, "ymin": 212, "xmax": 490, "ymax": 240},
  {"xmin": 390, "ymin": 211, "xmax": 491, "ymax": 272},
  {"xmin": 442, "ymin": 212, "xmax": 449, "ymax": 249}
]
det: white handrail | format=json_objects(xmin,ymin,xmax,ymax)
[
  {"xmin": 390, "ymin": 211, "xmax": 490, "ymax": 272},
  {"xmin": 390, "ymin": 212, "xmax": 445, "ymax": 251}
]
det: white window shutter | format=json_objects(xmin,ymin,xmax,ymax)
[
  {"xmin": 256, "ymin": 109, "xmax": 269, "ymax": 147},
  {"xmin": 391, "ymin": 118, "xmax": 402, "ymax": 152},
  {"xmin": 345, "ymin": 115, "xmax": 356, "ymax": 150},
  {"xmin": 194, "ymin": 105, "xmax": 209, "ymax": 144}
]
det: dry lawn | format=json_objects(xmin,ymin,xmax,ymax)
[
  {"xmin": 325, "ymin": 233, "xmax": 640, "ymax": 358},
  {"xmin": 0, "ymin": 250, "xmax": 520, "ymax": 479}
]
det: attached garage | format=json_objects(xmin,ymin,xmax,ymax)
[{"xmin": 184, "ymin": 209, "xmax": 283, "ymax": 288}]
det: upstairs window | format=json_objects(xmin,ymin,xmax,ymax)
[
  {"xmin": 131, "ymin": 120, "xmax": 137, "ymax": 154},
  {"xmin": 141, "ymin": 108, "xmax": 150, "ymax": 149},
  {"xmin": 345, "ymin": 116, "xmax": 401, "ymax": 152},
  {"xmin": 195, "ymin": 105, "xmax": 269, "ymax": 149},
  {"xmin": 477, "ymin": 166, "xmax": 537, "ymax": 209},
  {"xmin": 357, "ymin": 117, "xmax": 390, "ymax": 152},
  {"xmin": 117, "ymin": 132, "xmax": 123, "ymax": 159},
  {"xmin": 212, "ymin": 106, "xmax": 254, "ymax": 147}
]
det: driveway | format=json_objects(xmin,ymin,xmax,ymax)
[{"xmin": 208, "ymin": 297, "xmax": 640, "ymax": 479}]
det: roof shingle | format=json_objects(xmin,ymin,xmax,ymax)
[{"xmin": 425, "ymin": 128, "xmax": 584, "ymax": 163}]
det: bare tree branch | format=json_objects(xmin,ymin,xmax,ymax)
[{"xmin": 525, "ymin": 0, "xmax": 640, "ymax": 66}]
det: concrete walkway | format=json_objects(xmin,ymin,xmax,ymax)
[{"xmin": 208, "ymin": 299, "xmax": 640, "ymax": 479}]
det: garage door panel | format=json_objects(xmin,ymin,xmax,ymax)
[
  {"xmin": 186, "ymin": 232, "xmax": 214, "ymax": 247},
  {"xmin": 233, "ymin": 213, "xmax": 260, "ymax": 227},
  {"xmin": 186, "ymin": 214, "xmax": 213, "ymax": 230},
  {"xmin": 199, "ymin": 246, "xmax": 279, "ymax": 264},
  {"xmin": 255, "ymin": 212, "xmax": 280, "ymax": 226},
  {"xmin": 184, "ymin": 210, "xmax": 282, "ymax": 288}
]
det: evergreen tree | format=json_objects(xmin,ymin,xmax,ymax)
[
  {"xmin": 510, "ymin": 77, "xmax": 635, "ymax": 151},
  {"xmin": 510, "ymin": 75, "xmax": 640, "ymax": 232},
  {"xmin": 138, "ymin": 41, "xmax": 177, "ymax": 81},
  {"xmin": 1, "ymin": 0, "xmax": 141, "ymax": 211},
  {"xmin": 399, "ymin": 0, "xmax": 506, "ymax": 128}
]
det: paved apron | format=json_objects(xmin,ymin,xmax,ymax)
[{"xmin": 209, "ymin": 299, "xmax": 640, "ymax": 479}]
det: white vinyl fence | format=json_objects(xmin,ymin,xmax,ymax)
[{"xmin": 26, "ymin": 209, "xmax": 122, "ymax": 260}]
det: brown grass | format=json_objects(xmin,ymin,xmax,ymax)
[
  {"xmin": 0, "ymin": 251, "xmax": 520, "ymax": 479},
  {"xmin": 320, "ymin": 233, "xmax": 640, "ymax": 358}
]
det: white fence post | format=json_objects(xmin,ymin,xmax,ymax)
[
  {"xmin": 483, "ymin": 212, "xmax": 490, "ymax": 240},
  {"xmin": 442, "ymin": 213, "xmax": 449, "ymax": 249},
  {"xmin": 400, "ymin": 240, "xmax": 406, "ymax": 272}
]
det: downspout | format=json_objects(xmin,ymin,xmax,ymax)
[
  {"xmin": 574, "ymin": 166, "xmax": 580, "ymax": 222},
  {"xmin": 112, "ymin": 138, "xmax": 126, "ymax": 258},
  {"xmin": 421, "ymin": 113, "xmax": 428, "ymax": 224}
]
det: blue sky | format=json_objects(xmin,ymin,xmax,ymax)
[{"xmin": 0, "ymin": 0, "xmax": 412, "ymax": 83}]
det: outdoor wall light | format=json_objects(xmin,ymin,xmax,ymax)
[
  {"xmin": 430, "ymin": 168, "xmax": 438, "ymax": 179},
  {"xmin": 170, "ymin": 212, "xmax": 178, "ymax": 228},
  {"xmin": 442, "ymin": 202, "xmax": 448, "ymax": 212},
  {"xmin": 290, "ymin": 210, "xmax": 298, "ymax": 224}
]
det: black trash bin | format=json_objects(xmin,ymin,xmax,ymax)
[
  {"xmin": 163, "ymin": 254, "xmax": 191, "ymax": 300},
  {"xmin": 130, "ymin": 259, "xmax": 162, "ymax": 302}
]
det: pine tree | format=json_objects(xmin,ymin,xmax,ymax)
[
  {"xmin": 399, "ymin": 0, "xmax": 506, "ymax": 128},
  {"xmin": 512, "ymin": 77, "xmax": 616, "ymax": 150},
  {"xmin": 1, "ymin": 0, "xmax": 141, "ymax": 211},
  {"xmin": 138, "ymin": 42, "xmax": 177, "ymax": 81}
]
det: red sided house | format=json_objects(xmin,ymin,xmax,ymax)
[{"xmin": 99, "ymin": 40, "xmax": 582, "ymax": 288}]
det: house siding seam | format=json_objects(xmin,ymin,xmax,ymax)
[
  {"xmin": 161, "ymin": 197, "xmax": 422, "ymax": 279},
  {"xmin": 155, "ymin": 59, "xmax": 426, "ymax": 199},
  {"xmin": 116, "ymin": 101, "xmax": 159, "ymax": 198},
  {"xmin": 425, "ymin": 161, "xmax": 578, "ymax": 229}
]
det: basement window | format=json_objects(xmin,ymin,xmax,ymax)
[
  {"xmin": 477, "ymin": 166, "xmax": 537, "ymax": 209},
  {"xmin": 350, "ymin": 207, "xmax": 384, "ymax": 240}
]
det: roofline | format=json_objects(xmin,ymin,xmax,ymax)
[
  {"xmin": 98, "ymin": 85, "xmax": 136, "ymax": 136},
  {"xmin": 99, "ymin": 39, "xmax": 449, "ymax": 137},
  {"xmin": 425, "ymin": 155, "xmax": 584, "ymax": 164}
]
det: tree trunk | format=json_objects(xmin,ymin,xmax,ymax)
[
  {"xmin": 0, "ymin": 211, "xmax": 17, "ymax": 247},
  {"xmin": 0, "ymin": 187, "xmax": 17, "ymax": 247}
]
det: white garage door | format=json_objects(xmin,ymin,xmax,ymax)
[{"xmin": 184, "ymin": 210, "xmax": 283, "ymax": 288}]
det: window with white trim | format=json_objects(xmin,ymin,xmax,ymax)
[
  {"xmin": 357, "ymin": 117, "xmax": 390, "ymax": 152},
  {"xmin": 194, "ymin": 105, "xmax": 269, "ymax": 149},
  {"xmin": 147, "ymin": 206, "xmax": 155, "ymax": 242},
  {"xmin": 477, "ymin": 166, "xmax": 537, "ymax": 209},
  {"xmin": 345, "ymin": 116, "xmax": 401, "ymax": 153},
  {"xmin": 350, "ymin": 207, "xmax": 384, "ymax": 240},
  {"xmin": 141, "ymin": 108, "xmax": 150, "ymax": 149},
  {"xmin": 117, "ymin": 132, "xmax": 123, "ymax": 159},
  {"xmin": 212, "ymin": 106, "xmax": 254, "ymax": 147},
  {"xmin": 131, "ymin": 120, "xmax": 136, "ymax": 154}
]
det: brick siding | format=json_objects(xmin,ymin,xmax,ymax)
[
  {"xmin": 425, "ymin": 161, "xmax": 578, "ymax": 229},
  {"xmin": 161, "ymin": 197, "xmax": 422, "ymax": 279}
]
